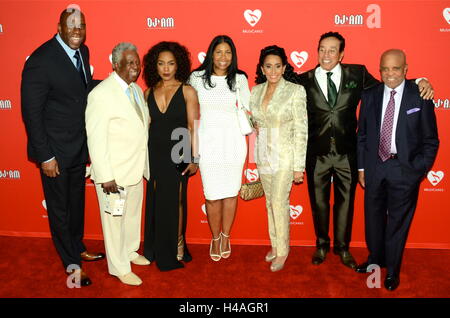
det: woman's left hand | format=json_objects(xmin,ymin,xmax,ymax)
[
  {"xmin": 182, "ymin": 163, "xmax": 199, "ymax": 176},
  {"xmin": 293, "ymin": 171, "xmax": 304, "ymax": 184}
]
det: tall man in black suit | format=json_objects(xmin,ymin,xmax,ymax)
[
  {"xmin": 21, "ymin": 7, "xmax": 104, "ymax": 287},
  {"xmin": 294, "ymin": 32, "xmax": 433, "ymax": 269},
  {"xmin": 356, "ymin": 49, "xmax": 438, "ymax": 291}
]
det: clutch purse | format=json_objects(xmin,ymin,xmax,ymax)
[
  {"xmin": 240, "ymin": 180, "xmax": 264, "ymax": 201},
  {"xmin": 239, "ymin": 136, "xmax": 264, "ymax": 201}
]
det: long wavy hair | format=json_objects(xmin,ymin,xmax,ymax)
[
  {"xmin": 191, "ymin": 35, "xmax": 247, "ymax": 91},
  {"xmin": 142, "ymin": 41, "xmax": 191, "ymax": 88},
  {"xmin": 255, "ymin": 45, "xmax": 297, "ymax": 84}
]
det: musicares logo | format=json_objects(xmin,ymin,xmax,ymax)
[
  {"xmin": 427, "ymin": 171, "xmax": 444, "ymax": 186},
  {"xmin": 0, "ymin": 24, "xmax": 3, "ymax": 34},
  {"xmin": 290, "ymin": 51, "xmax": 308, "ymax": 69},
  {"xmin": 443, "ymin": 8, "xmax": 450, "ymax": 24},
  {"xmin": 244, "ymin": 9, "xmax": 262, "ymax": 27},
  {"xmin": 243, "ymin": 9, "xmax": 263, "ymax": 34},
  {"xmin": 244, "ymin": 169, "xmax": 259, "ymax": 182},
  {"xmin": 289, "ymin": 205, "xmax": 303, "ymax": 220},
  {"xmin": 197, "ymin": 52, "xmax": 206, "ymax": 64}
]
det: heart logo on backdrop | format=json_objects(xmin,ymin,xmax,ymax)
[
  {"xmin": 290, "ymin": 51, "xmax": 308, "ymax": 69},
  {"xmin": 427, "ymin": 170, "xmax": 444, "ymax": 186},
  {"xmin": 90, "ymin": 65, "xmax": 94, "ymax": 76},
  {"xmin": 109, "ymin": 54, "xmax": 112, "ymax": 64},
  {"xmin": 42, "ymin": 200, "xmax": 47, "ymax": 210},
  {"xmin": 201, "ymin": 204, "xmax": 206, "ymax": 215},
  {"xmin": 244, "ymin": 9, "xmax": 262, "ymax": 27},
  {"xmin": 244, "ymin": 169, "xmax": 259, "ymax": 182},
  {"xmin": 443, "ymin": 8, "xmax": 450, "ymax": 24},
  {"xmin": 198, "ymin": 52, "xmax": 206, "ymax": 64},
  {"xmin": 290, "ymin": 205, "xmax": 303, "ymax": 220}
]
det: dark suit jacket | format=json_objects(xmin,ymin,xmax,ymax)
[
  {"xmin": 357, "ymin": 80, "xmax": 439, "ymax": 182},
  {"xmin": 21, "ymin": 36, "xmax": 93, "ymax": 169},
  {"xmin": 295, "ymin": 64, "xmax": 379, "ymax": 156}
]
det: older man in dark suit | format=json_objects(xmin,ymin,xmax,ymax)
[
  {"xmin": 294, "ymin": 32, "xmax": 433, "ymax": 269},
  {"xmin": 356, "ymin": 49, "xmax": 439, "ymax": 291},
  {"xmin": 21, "ymin": 7, "xmax": 104, "ymax": 287}
]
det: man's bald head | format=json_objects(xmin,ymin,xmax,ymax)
[
  {"xmin": 381, "ymin": 49, "xmax": 407, "ymax": 66},
  {"xmin": 57, "ymin": 7, "xmax": 86, "ymax": 50},
  {"xmin": 59, "ymin": 8, "xmax": 84, "ymax": 25},
  {"xmin": 380, "ymin": 49, "xmax": 408, "ymax": 89}
]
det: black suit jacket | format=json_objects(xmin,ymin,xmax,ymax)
[
  {"xmin": 21, "ymin": 36, "xmax": 93, "ymax": 169},
  {"xmin": 357, "ymin": 80, "xmax": 439, "ymax": 182},
  {"xmin": 295, "ymin": 64, "xmax": 379, "ymax": 156}
]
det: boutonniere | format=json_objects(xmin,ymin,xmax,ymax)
[{"xmin": 345, "ymin": 81, "xmax": 357, "ymax": 89}]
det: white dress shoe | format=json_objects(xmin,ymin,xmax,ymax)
[
  {"xmin": 117, "ymin": 272, "xmax": 142, "ymax": 286},
  {"xmin": 131, "ymin": 255, "xmax": 151, "ymax": 265}
]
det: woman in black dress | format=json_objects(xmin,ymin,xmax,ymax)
[{"xmin": 142, "ymin": 42, "xmax": 199, "ymax": 271}]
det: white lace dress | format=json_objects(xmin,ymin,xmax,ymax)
[{"xmin": 189, "ymin": 71, "xmax": 250, "ymax": 200}]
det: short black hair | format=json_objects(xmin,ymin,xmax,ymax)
[{"xmin": 318, "ymin": 31, "xmax": 346, "ymax": 53}]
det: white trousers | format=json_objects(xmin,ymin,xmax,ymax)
[{"xmin": 95, "ymin": 179, "xmax": 143, "ymax": 276}]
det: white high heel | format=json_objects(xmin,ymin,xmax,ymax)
[
  {"xmin": 220, "ymin": 232, "xmax": 231, "ymax": 259},
  {"xmin": 210, "ymin": 236, "xmax": 221, "ymax": 261},
  {"xmin": 265, "ymin": 250, "xmax": 276, "ymax": 262}
]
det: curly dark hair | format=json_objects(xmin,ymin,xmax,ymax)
[
  {"xmin": 255, "ymin": 45, "xmax": 297, "ymax": 84},
  {"xmin": 142, "ymin": 41, "xmax": 192, "ymax": 88}
]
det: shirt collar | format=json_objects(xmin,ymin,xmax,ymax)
[
  {"xmin": 113, "ymin": 71, "xmax": 133, "ymax": 92},
  {"xmin": 316, "ymin": 63, "xmax": 342, "ymax": 77}
]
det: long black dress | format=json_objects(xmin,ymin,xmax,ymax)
[{"xmin": 144, "ymin": 85, "xmax": 192, "ymax": 271}]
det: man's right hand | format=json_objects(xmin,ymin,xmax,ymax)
[
  {"xmin": 102, "ymin": 180, "xmax": 119, "ymax": 194},
  {"xmin": 358, "ymin": 171, "xmax": 365, "ymax": 189},
  {"xmin": 41, "ymin": 159, "xmax": 60, "ymax": 178}
]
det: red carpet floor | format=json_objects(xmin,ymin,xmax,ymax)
[{"xmin": 0, "ymin": 236, "xmax": 449, "ymax": 298}]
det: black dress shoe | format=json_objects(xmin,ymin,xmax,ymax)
[
  {"xmin": 333, "ymin": 250, "xmax": 357, "ymax": 269},
  {"xmin": 384, "ymin": 275, "xmax": 400, "ymax": 291},
  {"xmin": 66, "ymin": 269, "xmax": 92, "ymax": 287},
  {"xmin": 355, "ymin": 262, "xmax": 370, "ymax": 273},
  {"xmin": 355, "ymin": 262, "xmax": 386, "ymax": 273},
  {"xmin": 312, "ymin": 247, "xmax": 329, "ymax": 265},
  {"xmin": 81, "ymin": 251, "xmax": 105, "ymax": 262},
  {"xmin": 80, "ymin": 270, "xmax": 92, "ymax": 287}
]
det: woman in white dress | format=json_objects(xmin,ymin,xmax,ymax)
[{"xmin": 189, "ymin": 35, "xmax": 250, "ymax": 261}]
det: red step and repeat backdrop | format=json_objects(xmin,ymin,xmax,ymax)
[{"xmin": 0, "ymin": 0, "xmax": 449, "ymax": 249}]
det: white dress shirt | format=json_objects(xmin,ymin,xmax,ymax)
[
  {"xmin": 380, "ymin": 80, "xmax": 405, "ymax": 154},
  {"xmin": 314, "ymin": 63, "xmax": 342, "ymax": 100}
]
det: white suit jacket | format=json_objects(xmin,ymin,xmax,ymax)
[{"xmin": 86, "ymin": 72, "xmax": 150, "ymax": 186}]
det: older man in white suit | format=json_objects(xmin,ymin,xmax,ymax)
[{"xmin": 86, "ymin": 42, "xmax": 150, "ymax": 286}]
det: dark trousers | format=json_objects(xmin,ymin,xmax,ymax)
[
  {"xmin": 306, "ymin": 143, "xmax": 358, "ymax": 251},
  {"xmin": 364, "ymin": 158, "xmax": 421, "ymax": 276},
  {"xmin": 40, "ymin": 164, "xmax": 86, "ymax": 270}
]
